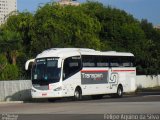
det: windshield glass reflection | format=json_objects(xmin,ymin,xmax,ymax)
[{"xmin": 32, "ymin": 58, "xmax": 61, "ymax": 85}]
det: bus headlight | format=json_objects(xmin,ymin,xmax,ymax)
[{"xmin": 54, "ymin": 86, "xmax": 62, "ymax": 91}]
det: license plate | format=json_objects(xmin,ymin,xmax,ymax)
[{"xmin": 42, "ymin": 93, "xmax": 47, "ymax": 96}]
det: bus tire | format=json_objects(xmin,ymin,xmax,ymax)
[
  {"xmin": 73, "ymin": 87, "xmax": 82, "ymax": 101},
  {"xmin": 116, "ymin": 85, "xmax": 123, "ymax": 98}
]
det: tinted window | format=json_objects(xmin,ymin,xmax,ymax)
[
  {"xmin": 109, "ymin": 56, "xmax": 135, "ymax": 67},
  {"xmin": 96, "ymin": 56, "xmax": 109, "ymax": 67},
  {"xmin": 32, "ymin": 58, "xmax": 61, "ymax": 85},
  {"xmin": 109, "ymin": 56, "xmax": 121, "ymax": 67},
  {"xmin": 118, "ymin": 56, "xmax": 134, "ymax": 67},
  {"xmin": 82, "ymin": 55, "xmax": 96, "ymax": 67},
  {"xmin": 63, "ymin": 56, "xmax": 82, "ymax": 80},
  {"xmin": 82, "ymin": 55, "xmax": 134, "ymax": 68}
]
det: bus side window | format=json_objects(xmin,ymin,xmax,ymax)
[
  {"xmin": 63, "ymin": 56, "xmax": 81, "ymax": 80},
  {"xmin": 121, "ymin": 57, "xmax": 129, "ymax": 67},
  {"xmin": 109, "ymin": 56, "xmax": 120, "ymax": 67},
  {"xmin": 130, "ymin": 57, "xmax": 135, "ymax": 67},
  {"xmin": 96, "ymin": 56, "xmax": 109, "ymax": 67},
  {"xmin": 121, "ymin": 56, "xmax": 135, "ymax": 67},
  {"xmin": 82, "ymin": 55, "xmax": 96, "ymax": 67}
]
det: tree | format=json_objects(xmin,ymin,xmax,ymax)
[
  {"xmin": 5, "ymin": 12, "xmax": 34, "ymax": 57},
  {"xmin": 30, "ymin": 3, "xmax": 101, "ymax": 55},
  {"xmin": 0, "ymin": 1, "xmax": 160, "ymax": 80},
  {"xmin": 140, "ymin": 19, "xmax": 160, "ymax": 74},
  {"xmin": 0, "ymin": 29, "xmax": 22, "ymax": 65},
  {"xmin": 0, "ymin": 12, "xmax": 34, "ymax": 79},
  {"xmin": 0, "ymin": 54, "xmax": 19, "ymax": 80},
  {"xmin": 0, "ymin": 54, "xmax": 7, "ymax": 73}
]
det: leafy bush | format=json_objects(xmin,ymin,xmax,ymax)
[
  {"xmin": 0, "ymin": 54, "xmax": 19, "ymax": 80},
  {"xmin": 0, "ymin": 64, "xmax": 19, "ymax": 80}
]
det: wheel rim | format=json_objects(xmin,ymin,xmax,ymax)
[
  {"xmin": 74, "ymin": 90, "xmax": 80, "ymax": 99},
  {"xmin": 118, "ymin": 88, "xmax": 122, "ymax": 96},
  {"xmin": 117, "ymin": 87, "xmax": 123, "ymax": 97}
]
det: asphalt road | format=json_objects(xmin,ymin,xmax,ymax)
[{"xmin": 0, "ymin": 92, "xmax": 160, "ymax": 120}]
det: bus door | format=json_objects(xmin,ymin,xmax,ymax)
[{"xmin": 62, "ymin": 56, "xmax": 82, "ymax": 96}]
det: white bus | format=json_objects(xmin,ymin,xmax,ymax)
[{"xmin": 25, "ymin": 48, "xmax": 136, "ymax": 100}]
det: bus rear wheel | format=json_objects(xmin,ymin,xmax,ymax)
[
  {"xmin": 73, "ymin": 88, "xmax": 82, "ymax": 101},
  {"xmin": 110, "ymin": 85, "xmax": 123, "ymax": 98},
  {"xmin": 116, "ymin": 85, "xmax": 123, "ymax": 98}
]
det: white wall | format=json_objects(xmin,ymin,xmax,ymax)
[
  {"xmin": 0, "ymin": 80, "xmax": 32, "ymax": 101},
  {"xmin": 0, "ymin": 75, "xmax": 160, "ymax": 101},
  {"xmin": 136, "ymin": 75, "xmax": 160, "ymax": 88}
]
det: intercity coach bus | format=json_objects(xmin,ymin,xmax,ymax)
[{"xmin": 25, "ymin": 48, "xmax": 136, "ymax": 100}]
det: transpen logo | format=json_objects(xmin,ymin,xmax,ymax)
[
  {"xmin": 81, "ymin": 73, "xmax": 103, "ymax": 81},
  {"xmin": 109, "ymin": 72, "xmax": 119, "ymax": 83}
]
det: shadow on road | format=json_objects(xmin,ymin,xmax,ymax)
[{"xmin": 24, "ymin": 91, "xmax": 160, "ymax": 103}]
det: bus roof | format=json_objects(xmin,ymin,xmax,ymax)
[{"xmin": 36, "ymin": 48, "xmax": 134, "ymax": 58}]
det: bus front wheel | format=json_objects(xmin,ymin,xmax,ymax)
[{"xmin": 73, "ymin": 88, "xmax": 82, "ymax": 101}]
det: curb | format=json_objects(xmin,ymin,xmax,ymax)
[{"xmin": 0, "ymin": 101, "xmax": 24, "ymax": 104}]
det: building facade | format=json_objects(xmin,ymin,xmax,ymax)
[
  {"xmin": 0, "ymin": 0, "xmax": 17, "ymax": 25},
  {"xmin": 154, "ymin": 25, "xmax": 160, "ymax": 30},
  {"xmin": 58, "ymin": 0, "xmax": 80, "ymax": 6}
]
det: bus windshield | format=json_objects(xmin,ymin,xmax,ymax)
[{"xmin": 32, "ymin": 58, "xmax": 61, "ymax": 85}]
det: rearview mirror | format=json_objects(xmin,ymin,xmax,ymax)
[{"xmin": 25, "ymin": 59, "xmax": 35, "ymax": 70}]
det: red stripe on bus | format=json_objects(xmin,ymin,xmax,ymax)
[
  {"xmin": 81, "ymin": 70, "xmax": 108, "ymax": 72},
  {"xmin": 112, "ymin": 70, "xmax": 135, "ymax": 72}
]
